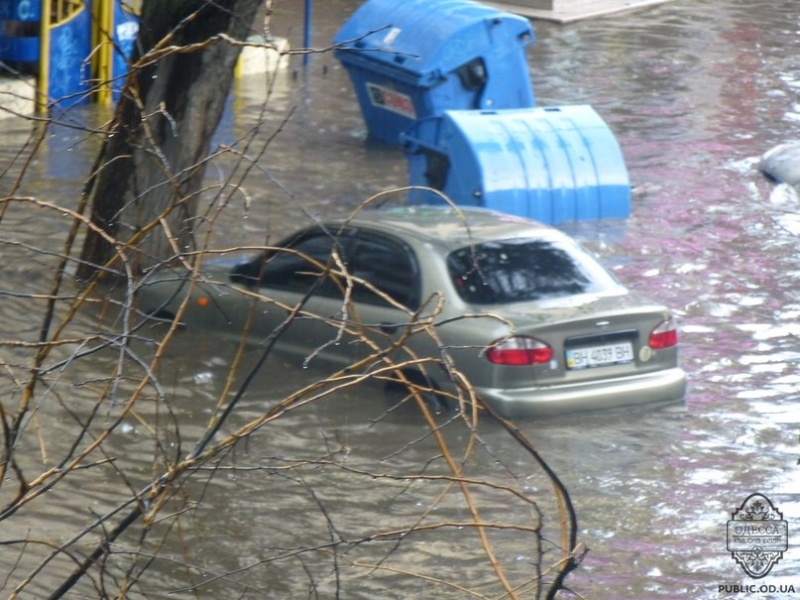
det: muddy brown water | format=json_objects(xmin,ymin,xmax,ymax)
[{"xmin": 1, "ymin": 0, "xmax": 800, "ymax": 597}]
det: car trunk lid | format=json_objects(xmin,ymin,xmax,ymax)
[{"xmin": 483, "ymin": 292, "xmax": 678, "ymax": 388}]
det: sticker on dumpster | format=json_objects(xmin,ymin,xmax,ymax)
[
  {"xmin": 366, "ymin": 83, "xmax": 416, "ymax": 119},
  {"xmin": 382, "ymin": 27, "xmax": 401, "ymax": 45}
]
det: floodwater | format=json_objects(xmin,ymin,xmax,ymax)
[{"xmin": 2, "ymin": 0, "xmax": 800, "ymax": 598}]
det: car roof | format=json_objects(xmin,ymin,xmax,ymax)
[{"xmin": 331, "ymin": 205, "xmax": 564, "ymax": 249}]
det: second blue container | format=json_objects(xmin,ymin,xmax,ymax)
[{"xmin": 402, "ymin": 106, "xmax": 631, "ymax": 225}]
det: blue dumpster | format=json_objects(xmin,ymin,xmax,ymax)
[
  {"xmin": 402, "ymin": 106, "xmax": 631, "ymax": 224},
  {"xmin": 333, "ymin": 0, "xmax": 535, "ymax": 145}
]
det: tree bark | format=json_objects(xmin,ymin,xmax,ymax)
[{"xmin": 77, "ymin": 0, "xmax": 263, "ymax": 279}]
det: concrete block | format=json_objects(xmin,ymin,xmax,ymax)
[
  {"xmin": 236, "ymin": 35, "xmax": 290, "ymax": 77},
  {"xmin": 0, "ymin": 75, "xmax": 35, "ymax": 119}
]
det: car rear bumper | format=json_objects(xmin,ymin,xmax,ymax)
[{"xmin": 475, "ymin": 367, "xmax": 687, "ymax": 418}]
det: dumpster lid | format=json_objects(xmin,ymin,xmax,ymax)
[{"xmin": 333, "ymin": 0, "xmax": 534, "ymax": 84}]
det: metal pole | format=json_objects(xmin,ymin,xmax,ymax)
[
  {"xmin": 303, "ymin": 0, "xmax": 311, "ymax": 65},
  {"xmin": 37, "ymin": 0, "xmax": 50, "ymax": 112},
  {"xmin": 95, "ymin": 0, "xmax": 113, "ymax": 106}
]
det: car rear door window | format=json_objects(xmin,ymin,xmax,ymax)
[
  {"xmin": 447, "ymin": 238, "xmax": 621, "ymax": 304},
  {"xmin": 349, "ymin": 234, "xmax": 420, "ymax": 309}
]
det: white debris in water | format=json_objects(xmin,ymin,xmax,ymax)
[
  {"xmin": 686, "ymin": 468, "xmax": 731, "ymax": 485},
  {"xmin": 734, "ymin": 295, "xmax": 765, "ymax": 307},
  {"xmin": 769, "ymin": 182, "xmax": 800, "ymax": 206},
  {"xmin": 706, "ymin": 302, "xmax": 738, "ymax": 318},
  {"xmin": 193, "ymin": 371, "xmax": 214, "ymax": 384},
  {"xmin": 724, "ymin": 155, "xmax": 759, "ymax": 174},
  {"xmin": 744, "ymin": 322, "xmax": 800, "ymax": 339},
  {"xmin": 784, "ymin": 111, "xmax": 800, "ymax": 122},
  {"xmin": 736, "ymin": 388, "xmax": 783, "ymax": 399},
  {"xmin": 675, "ymin": 262, "xmax": 707, "ymax": 274},
  {"xmin": 681, "ymin": 324, "xmax": 714, "ymax": 333},
  {"xmin": 773, "ymin": 213, "xmax": 800, "ymax": 236},
  {"xmin": 770, "ymin": 373, "xmax": 800, "ymax": 384}
]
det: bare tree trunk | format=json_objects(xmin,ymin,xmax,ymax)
[{"xmin": 77, "ymin": 0, "xmax": 263, "ymax": 279}]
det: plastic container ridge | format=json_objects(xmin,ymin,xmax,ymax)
[{"xmin": 402, "ymin": 106, "xmax": 631, "ymax": 224}]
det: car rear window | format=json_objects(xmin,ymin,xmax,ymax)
[{"xmin": 447, "ymin": 238, "xmax": 621, "ymax": 304}]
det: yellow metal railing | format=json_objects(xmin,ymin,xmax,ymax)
[
  {"xmin": 51, "ymin": 0, "xmax": 84, "ymax": 22},
  {"xmin": 93, "ymin": 0, "xmax": 141, "ymax": 106},
  {"xmin": 37, "ymin": 0, "xmax": 141, "ymax": 110},
  {"xmin": 93, "ymin": 0, "xmax": 114, "ymax": 106}
]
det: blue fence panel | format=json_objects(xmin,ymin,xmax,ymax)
[{"xmin": 48, "ymin": 4, "xmax": 93, "ymax": 108}]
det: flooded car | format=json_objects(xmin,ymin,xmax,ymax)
[{"xmin": 136, "ymin": 206, "xmax": 686, "ymax": 417}]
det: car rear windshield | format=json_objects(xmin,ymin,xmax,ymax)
[{"xmin": 447, "ymin": 238, "xmax": 621, "ymax": 304}]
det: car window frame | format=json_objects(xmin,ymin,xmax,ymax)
[
  {"xmin": 348, "ymin": 229, "xmax": 422, "ymax": 311},
  {"xmin": 229, "ymin": 225, "xmax": 422, "ymax": 310},
  {"xmin": 231, "ymin": 226, "xmax": 353, "ymax": 298}
]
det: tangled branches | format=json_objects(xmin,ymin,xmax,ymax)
[
  {"xmin": 0, "ymin": 6, "xmax": 582, "ymax": 596},
  {"xmin": 0, "ymin": 184, "xmax": 584, "ymax": 598}
]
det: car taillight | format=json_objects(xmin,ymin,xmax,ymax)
[
  {"xmin": 486, "ymin": 336, "xmax": 553, "ymax": 366},
  {"xmin": 649, "ymin": 316, "xmax": 679, "ymax": 349}
]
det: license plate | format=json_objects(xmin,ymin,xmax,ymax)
[{"xmin": 566, "ymin": 342, "xmax": 634, "ymax": 370}]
